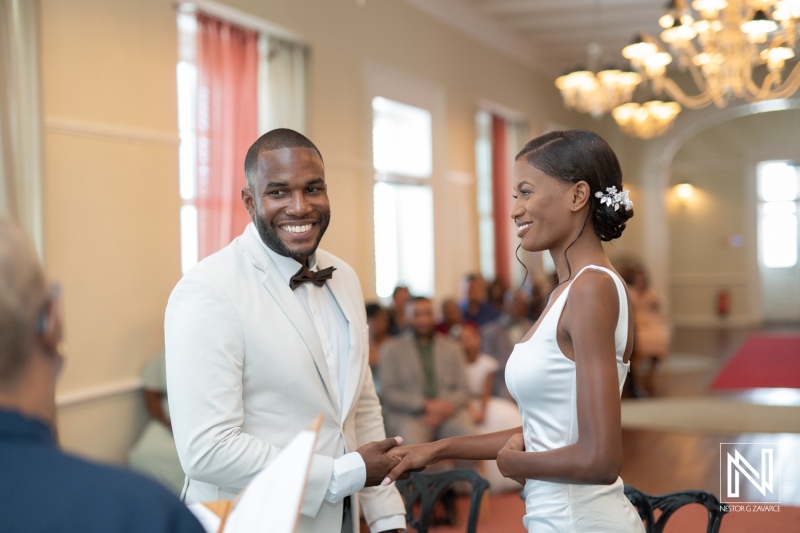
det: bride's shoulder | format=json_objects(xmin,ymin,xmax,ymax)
[{"xmin": 566, "ymin": 269, "xmax": 620, "ymax": 314}]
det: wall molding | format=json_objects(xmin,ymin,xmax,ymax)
[
  {"xmin": 56, "ymin": 377, "xmax": 142, "ymax": 410},
  {"xmin": 671, "ymin": 273, "xmax": 749, "ymax": 287},
  {"xmin": 671, "ymin": 315, "xmax": 762, "ymax": 328},
  {"xmin": 45, "ymin": 117, "xmax": 179, "ymax": 147}
]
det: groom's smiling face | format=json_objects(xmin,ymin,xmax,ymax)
[{"xmin": 244, "ymin": 147, "xmax": 331, "ymax": 265}]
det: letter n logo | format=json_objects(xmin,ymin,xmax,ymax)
[{"xmin": 720, "ymin": 443, "xmax": 780, "ymax": 504}]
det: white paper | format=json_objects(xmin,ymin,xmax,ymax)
[{"xmin": 187, "ymin": 425, "xmax": 319, "ymax": 533}]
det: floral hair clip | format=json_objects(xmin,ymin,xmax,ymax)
[{"xmin": 595, "ymin": 186, "xmax": 633, "ymax": 212}]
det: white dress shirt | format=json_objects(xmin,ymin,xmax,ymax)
[{"xmin": 254, "ymin": 226, "xmax": 404, "ymax": 532}]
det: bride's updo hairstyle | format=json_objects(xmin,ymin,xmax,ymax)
[{"xmin": 515, "ymin": 129, "xmax": 633, "ymax": 241}]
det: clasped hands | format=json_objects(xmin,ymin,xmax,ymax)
[
  {"xmin": 358, "ymin": 428, "xmax": 527, "ymax": 489},
  {"xmin": 357, "ymin": 399, "xmax": 456, "ymax": 486}
]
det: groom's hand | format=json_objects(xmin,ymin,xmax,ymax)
[{"xmin": 357, "ymin": 436, "xmax": 403, "ymax": 486}]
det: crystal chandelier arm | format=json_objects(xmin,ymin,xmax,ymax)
[
  {"xmin": 659, "ymin": 76, "xmax": 718, "ymax": 108},
  {"xmin": 686, "ymin": 60, "xmax": 711, "ymax": 95},
  {"xmin": 746, "ymin": 70, "xmax": 782, "ymax": 101},
  {"xmin": 758, "ymin": 60, "xmax": 800, "ymax": 100}
]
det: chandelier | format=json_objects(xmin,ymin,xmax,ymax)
[
  {"xmin": 555, "ymin": 45, "xmax": 643, "ymax": 119},
  {"xmin": 612, "ymin": 100, "xmax": 682, "ymax": 137},
  {"xmin": 622, "ymin": 0, "xmax": 800, "ymax": 109},
  {"xmin": 555, "ymin": 1, "xmax": 644, "ymax": 119}
]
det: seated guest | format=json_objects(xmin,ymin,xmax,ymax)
[
  {"xmin": 626, "ymin": 263, "xmax": 670, "ymax": 397},
  {"xmin": 128, "ymin": 350, "xmax": 185, "ymax": 494},
  {"xmin": 0, "ymin": 218, "xmax": 203, "ymax": 533},
  {"xmin": 378, "ymin": 297, "xmax": 476, "ymax": 446},
  {"xmin": 386, "ymin": 285, "xmax": 411, "ymax": 336},
  {"xmin": 365, "ymin": 302, "xmax": 390, "ymax": 390},
  {"xmin": 457, "ymin": 324, "xmax": 523, "ymax": 493},
  {"xmin": 486, "ymin": 278, "xmax": 507, "ymax": 317},
  {"xmin": 436, "ymin": 297, "xmax": 474, "ymax": 336},
  {"xmin": 528, "ymin": 274, "xmax": 548, "ymax": 320},
  {"xmin": 459, "ymin": 274, "xmax": 500, "ymax": 326},
  {"xmin": 480, "ymin": 289, "xmax": 534, "ymax": 400}
]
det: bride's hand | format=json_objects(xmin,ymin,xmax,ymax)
[
  {"xmin": 497, "ymin": 433, "xmax": 526, "ymax": 487},
  {"xmin": 380, "ymin": 442, "xmax": 440, "ymax": 486}
]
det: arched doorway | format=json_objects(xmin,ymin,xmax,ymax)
[{"xmin": 636, "ymin": 99, "xmax": 800, "ymax": 327}]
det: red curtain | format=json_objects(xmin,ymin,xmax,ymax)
[
  {"xmin": 491, "ymin": 115, "xmax": 511, "ymax": 286},
  {"xmin": 195, "ymin": 14, "xmax": 258, "ymax": 260}
]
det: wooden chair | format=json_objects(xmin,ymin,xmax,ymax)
[
  {"xmin": 624, "ymin": 485, "xmax": 728, "ymax": 533},
  {"xmin": 395, "ymin": 470, "xmax": 490, "ymax": 533}
]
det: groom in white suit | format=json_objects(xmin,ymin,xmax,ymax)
[{"xmin": 165, "ymin": 129, "xmax": 406, "ymax": 533}]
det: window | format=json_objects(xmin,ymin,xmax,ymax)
[
  {"xmin": 758, "ymin": 161, "xmax": 799, "ymax": 268},
  {"xmin": 474, "ymin": 109, "xmax": 528, "ymax": 286},
  {"xmin": 475, "ymin": 111, "xmax": 495, "ymax": 280},
  {"xmin": 177, "ymin": 5, "xmax": 308, "ymax": 273},
  {"xmin": 177, "ymin": 13, "xmax": 200, "ymax": 274},
  {"xmin": 372, "ymin": 97, "xmax": 434, "ymax": 298}
]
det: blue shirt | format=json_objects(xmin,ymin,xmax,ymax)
[
  {"xmin": 0, "ymin": 408, "xmax": 205, "ymax": 533},
  {"xmin": 460, "ymin": 301, "xmax": 501, "ymax": 326}
]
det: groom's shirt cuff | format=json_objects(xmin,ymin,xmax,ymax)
[{"xmin": 324, "ymin": 451, "xmax": 366, "ymax": 503}]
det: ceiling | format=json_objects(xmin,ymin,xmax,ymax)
[{"xmin": 405, "ymin": 0, "xmax": 666, "ymax": 77}]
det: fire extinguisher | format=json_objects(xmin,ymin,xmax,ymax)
[{"xmin": 717, "ymin": 288, "xmax": 730, "ymax": 318}]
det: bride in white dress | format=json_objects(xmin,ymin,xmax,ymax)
[{"xmin": 382, "ymin": 129, "xmax": 644, "ymax": 533}]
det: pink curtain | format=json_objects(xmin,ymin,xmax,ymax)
[
  {"xmin": 195, "ymin": 14, "xmax": 258, "ymax": 260},
  {"xmin": 491, "ymin": 115, "xmax": 511, "ymax": 286}
]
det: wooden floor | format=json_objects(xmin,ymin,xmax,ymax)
[{"xmin": 619, "ymin": 325, "xmax": 800, "ymax": 507}]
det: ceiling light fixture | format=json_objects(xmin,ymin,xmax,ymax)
[
  {"xmin": 622, "ymin": 0, "xmax": 800, "ymax": 110},
  {"xmin": 612, "ymin": 99, "xmax": 682, "ymax": 138},
  {"xmin": 555, "ymin": 1, "xmax": 643, "ymax": 118},
  {"xmin": 555, "ymin": 50, "xmax": 642, "ymax": 118}
]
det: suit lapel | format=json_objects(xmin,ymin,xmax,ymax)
[
  {"xmin": 238, "ymin": 228, "xmax": 337, "ymax": 412},
  {"xmin": 321, "ymin": 261, "xmax": 362, "ymax": 418}
]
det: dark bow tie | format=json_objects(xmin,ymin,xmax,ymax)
[{"xmin": 289, "ymin": 264, "xmax": 336, "ymax": 290}]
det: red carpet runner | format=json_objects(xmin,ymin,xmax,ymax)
[{"xmin": 710, "ymin": 334, "xmax": 800, "ymax": 390}]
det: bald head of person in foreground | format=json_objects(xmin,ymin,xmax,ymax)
[
  {"xmin": 0, "ymin": 219, "xmax": 61, "ymax": 422},
  {"xmin": 0, "ymin": 217, "xmax": 205, "ymax": 533}
]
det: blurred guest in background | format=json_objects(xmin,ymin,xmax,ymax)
[
  {"xmin": 128, "ymin": 350, "xmax": 185, "ymax": 494},
  {"xmin": 387, "ymin": 285, "xmax": 411, "ymax": 336},
  {"xmin": 457, "ymin": 324, "xmax": 523, "ymax": 493},
  {"xmin": 460, "ymin": 274, "xmax": 500, "ymax": 326},
  {"xmin": 379, "ymin": 297, "xmax": 475, "ymax": 446},
  {"xmin": 436, "ymin": 297, "xmax": 474, "ymax": 337},
  {"xmin": 481, "ymin": 289, "xmax": 534, "ymax": 400},
  {"xmin": 626, "ymin": 264, "xmax": 670, "ymax": 396},
  {"xmin": 528, "ymin": 274, "xmax": 548, "ymax": 321},
  {"xmin": 486, "ymin": 278, "xmax": 508, "ymax": 318},
  {"xmin": 366, "ymin": 303, "xmax": 390, "ymax": 389}
]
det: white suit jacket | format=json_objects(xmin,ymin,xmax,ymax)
[{"xmin": 165, "ymin": 224, "xmax": 404, "ymax": 533}]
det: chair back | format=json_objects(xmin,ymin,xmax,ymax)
[
  {"xmin": 395, "ymin": 470, "xmax": 490, "ymax": 533},
  {"xmin": 624, "ymin": 485, "xmax": 727, "ymax": 533}
]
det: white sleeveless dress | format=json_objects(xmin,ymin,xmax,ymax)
[{"xmin": 505, "ymin": 265, "xmax": 644, "ymax": 533}]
